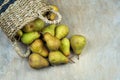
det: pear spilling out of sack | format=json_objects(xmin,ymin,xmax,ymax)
[
  {"xmin": 23, "ymin": 19, "xmax": 45, "ymax": 32},
  {"xmin": 49, "ymin": 51, "xmax": 69, "ymax": 65},
  {"xmin": 70, "ymin": 35, "xmax": 86, "ymax": 56},
  {"xmin": 30, "ymin": 39, "xmax": 43, "ymax": 54},
  {"xmin": 43, "ymin": 33, "xmax": 61, "ymax": 51},
  {"xmin": 29, "ymin": 53, "xmax": 49, "ymax": 69},
  {"xmin": 21, "ymin": 32, "xmax": 40, "ymax": 45},
  {"xmin": 55, "ymin": 24, "xmax": 69, "ymax": 39},
  {"xmin": 60, "ymin": 38, "xmax": 70, "ymax": 57},
  {"xmin": 42, "ymin": 24, "xmax": 56, "ymax": 36}
]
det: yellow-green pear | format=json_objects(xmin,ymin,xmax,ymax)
[
  {"xmin": 17, "ymin": 30, "xmax": 23, "ymax": 37},
  {"xmin": 49, "ymin": 51, "xmax": 69, "ymax": 65},
  {"xmin": 42, "ymin": 24, "xmax": 56, "ymax": 36},
  {"xmin": 29, "ymin": 53, "xmax": 49, "ymax": 69},
  {"xmin": 60, "ymin": 38, "xmax": 70, "ymax": 57},
  {"xmin": 55, "ymin": 24, "xmax": 69, "ymax": 39},
  {"xmin": 39, "ymin": 46, "xmax": 49, "ymax": 57},
  {"xmin": 33, "ymin": 19, "xmax": 45, "ymax": 31},
  {"xmin": 30, "ymin": 39, "xmax": 43, "ymax": 54},
  {"xmin": 22, "ymin": 22, "xmax": 35, "ymax": 32},
  {"xmin": 44, "ymin": 33, "xmax": 61, "ymax": 51},
  {"xmin": 70, "ymin": 35, "xmax": 86, "ymax": 55},
  {"xmin": 21, "ymin": 32, "xmax": 40, "ymax": 45}
]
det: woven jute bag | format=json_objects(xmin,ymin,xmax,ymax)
[{"xmin": 0, "ymin": 0, "xmax": 62, "ymax": 58}]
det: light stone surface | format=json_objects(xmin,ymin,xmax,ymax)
[{"xmin": 0, "ymin": 0, "xmax": 120, "ymax": 80}]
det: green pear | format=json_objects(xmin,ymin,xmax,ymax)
[
  {"xmin": 49, "ymin": 51, "xmax": 69, "ymax": 65},
  {"xmin": 21, "ymin": 32, "xmax": 40, "ymax": 45},
  {"xmin": 55, "ymin": 24, "xmax": 69, "ymax": 39},
  {"xmin": 39, "ymin": 46, "xmax": 49, "ymax": 57},
  {"xmin": 42, "ymin": 24, "xmax": 56, "ymax": 36},
  {"xmin": 70, "ymin": 35, "xmax": 86, "ymax": 55},
  {"xmin": 29, "ymin": 53, "xmax": 49, "ymax": 69},
  {"xmin": 22, "ymin": 22, "xmax": 35, "ymax": 32},
  {"xmin": 30, "ymin": 39, "xmax": 43, "ymax": 54},
  {"xmin": 44, "ymin": 33, "xmax": 61, "ymax": 51},
  {"xmin": 33, "ymin": 19, "xmax": 45, "ymax": 31},
  {"xmin": 60, "ymin": 38, "xmax": 70, "ymax": 57},
  {"xmin": 16, "ymin": 30, "xmax": 23, "ymax": 37}
]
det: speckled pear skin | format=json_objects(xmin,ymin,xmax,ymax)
[
  {"xmin": 49, "ymin": 51, "xmax": 69, "ymax": 65},
  {"xmin": 60, "ymin": 38, "xmax": 70, "ymax": 56},
  {"xmin": 70, "ymin": 35, "xmax": 86, "ymax": 55},
  {"xmin": 44, "ymin": 33, "xmax": 61, "ymax": 51},
  {"xmin": 21, "ymin": 32, "xmax": 40, "ymax": 45}
]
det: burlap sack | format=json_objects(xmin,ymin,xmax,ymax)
[{"xmin": 0, "ymin": 0, "xmax": 62, "ymax": 58}]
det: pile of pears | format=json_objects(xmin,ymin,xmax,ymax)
[{"xmin": 16, "ymin": 5, "xmax": 86, "ymax": 69}]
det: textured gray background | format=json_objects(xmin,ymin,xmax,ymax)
[{"xmin": 0, "ymin": 0, "xmax": 120, "ymax": 80}]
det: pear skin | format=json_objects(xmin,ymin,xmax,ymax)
[
  {"xmin": 49, "ymin": 51, "xmax": 69, "ymax": 65},
  {"xmin": 70, "ymin": 35, "xmax": 86, "ymax": 55},
  {"xmin": 33, "ymin": 19, "xmax": 45, "ymax": 31},
  {"xmin": 30, "ymin": 39, "xmax": 43, "ymax": 54},
  {"xmin": 22, "ymin": 22, "xmax": 35, "ymax": 32},
  {"xmin": 50, "ymin": 5, "xmax": 59, "ymax": 12},
  {"xmin": 29, "ymin": 53, "xmax": 49, "ymax": 69},
  {"xmin": 17, "ymin": 30, "xmax": 23, "ymax": 37},
  {"xmin": 60, "ymin": 38, "xmax": 70, "ymax": 57},
  {"xmin": 42, "ymin": 24, "xmax": 56, "ymax": 36},
  {"xmin": 21, "ymin": 32, "xmax": 40, "ymax": 45},
  {"xmin": 55, "ymin": 24, "xmax": 69, "ymax": 39},
  {"xmin": 44, "ymin": 33, "xmax": 61, "ymax": 51},
  {"xmin": 39, "ymin": 46, "xmax": 49, "ymax": 57}
]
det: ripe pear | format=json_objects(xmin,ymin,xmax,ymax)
[
  {"xmin": 30, "ymin": 39, "xmax": 43, "ymax": 54},
  {"xmin": 29, "ymin": 53, "xmax": 49, "ymax": 69},
  {"xmin": 60, "ymin": 38, "xmax": 70, "ymax": 57},
  {"xmin": 49, "ymin": 51, "xmax": 69, "ymax": 65},
  {"xmin": 47, "ymin": 5, "xmax": 59, "ymax": 20},
  {"xmin": 21, "ymin": 32, "xmax": 40, "ymax": 45},
  {"xmin": 42, "ymin": 24, "xmax": 56, "ymax": 36},
  {"xmin": 33, "ymin": 19, "xmax": 45, "ymax": 31},
  {"xmin": 39, "ymin": 46, "xmax": 49, "ymax": 57},
  {"xmin": 70, "ymin": 35, "xmax": 86, "ymax": 55},
  {"xmin": 22, "ymin": 22, "xmax": 35, "ymax": 32},
  {"xmin": 55, "ymin": 25, "xmax": 69, "ymax": 39},
  {"xmin": 17, "ymin": 30, "xmax": 23, "ymax": 37},
  {"xmin": 44, "ymin": 33, "xmax": 61, "ymax": 51}
]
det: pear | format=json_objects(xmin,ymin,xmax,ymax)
[
  {"xmin": 21, "ymin": 32, "xmax": 40, "ymax": 45},
  {"xmin": 39, "ymin": 46, "xmax": 49, "ymax": 57},
  {"xmin": 55, "ymin": 24, "xmax": 69, "ymax": 39},
  {"xmin": 33, "ymin": 19, "xmax": 45, "ymax": 31},
  {"xmin": 50, "ymin": 5, "xmax": 59, "ymax": 12},
  {"xmin": 49, "ymin": 51, "xmax": 69, "ymax": 65},
  {"xmin": 47, "ymin": 5, "xmax": 59, "ymax": 21},
  {"xmin": 29, "ymin": 53, "xmax": 49, "ymax": 69},
  {"xmin": 60, "ymin": 38, "xmax": 70, "ymax": 57},
  {"xmin": 30, "ymin": 39, "xmax": 43, "ymax": 54},
  {"xmin": 70, "ymin": 35, "xmax": 86, "ymax": 56},
  {"xmin": 22, "ymin": 22, "xmax": 34, "ymax": 32},
  {"xmin": 44, "ymin": 33, "xmax": 61, "ymax": 51},
  {"xmin": 17, "ymin": 30, "xmax": 23, "ymax": 37},
  {"xmin": 42, "ymin": 24, "xmax": 56, "ymax": 36}
]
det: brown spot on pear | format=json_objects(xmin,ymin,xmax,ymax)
[
  {"xmin": 22, "ymin": 22, "xmax": 35, "ymax": 32},
  {"xmin": 29, "ymin": 53, "xmax": 49, "ymax": 69}
]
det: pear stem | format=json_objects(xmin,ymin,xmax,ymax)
[
  {"xmin": 69, "ymin": 58, "xmax": 75, "ymax": 63},
  {"xmin": 77, "ymin": 55, "xmax": 79, "ymax": 60}
]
